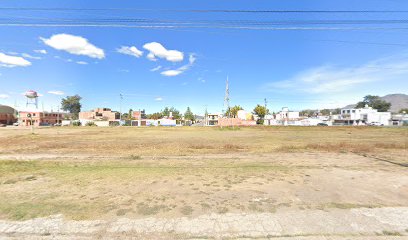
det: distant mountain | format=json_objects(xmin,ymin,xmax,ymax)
[
  {"xmin": 343, "ymin": 93, "xmax": 408, "ymax": 112},
  {"xmin": 381, "ymin": 94, "xmax": 408, "ymax": 112}
]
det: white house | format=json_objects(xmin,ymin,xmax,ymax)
[
  {"xmin": 146, "ymin": 118, "xmax": 176, "ymax": 126},
  {"xmin": 338, "ymin": 105, "xmax": 391, "ymax": 126},
  {"xmin": 275, "ymin": 107, "xmax": 300, "ymax": 120},
  {"xmin": 264, "ymin": 107, "xmax": 300, "ymax": 126}
]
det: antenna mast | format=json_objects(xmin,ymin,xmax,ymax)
[{"xmin": 224, "ymin": 76, "xmax": 230, "ymax": 116}]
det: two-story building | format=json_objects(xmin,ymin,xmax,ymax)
[
  {"xmin": 206, "ymin": 113, "xmax": 221, "ymax": 126},
  {"xmin": 336, "ymin": 105, "xmax": 391, "ymax": 126},
  {"xmin": 264, "ymin": 107, "xmax": 300, "ymax": 126},
  {"xmin": 18, "ymin": 111, "xmax": 64, "ymax": 126},
  {"xmin": 79, "ymin": 108, "xmax": 120, "ymax": 121}
]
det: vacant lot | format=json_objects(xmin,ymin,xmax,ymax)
[{"xmin": 0, "ymin": 126, "xmax": 407, "ymax": 239}]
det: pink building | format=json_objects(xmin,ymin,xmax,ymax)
[
  {"xmin": 19, "ymin": 111, "xmax": 64, "ymax": 126},
  {"xmin": 79, "ymin": 108, "xmax": 120, "ymax": 121},
  {"xmin": 218, "ymin": 118, "xmax": 256, "ymax": 127}
]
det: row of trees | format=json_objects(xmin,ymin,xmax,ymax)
[{"xmin": 146, "ymin": 107, "xmax": 195, "ymax": 121}]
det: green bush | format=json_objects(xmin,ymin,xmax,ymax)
[
  {"xmin": 109, "ymin": 121, "xmax": 120, "ymax": 127},
  {"xmin": 85, "ymin": 121, "xmax": 97, "ymax": 127},
  {"xmin": 72, "ymin": 121, "xmax": 81, "ymax": 126}
]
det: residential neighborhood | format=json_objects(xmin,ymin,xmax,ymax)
[{"xmin": 1, "ymin": 93, "xmax": 407, "ymax": 128}]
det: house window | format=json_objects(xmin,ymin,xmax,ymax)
[{"xmin": 352, "ymin": 110, "xmax": 356, "ymax": 113}]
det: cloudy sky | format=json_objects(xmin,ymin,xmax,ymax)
[{"xmin": 0, "ymin": 0, "xmax": 408, "ymax": 114}]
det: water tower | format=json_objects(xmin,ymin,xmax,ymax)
[{"xmin": 25, "ymin": 90, "xmax": 39, "ymax": 108}]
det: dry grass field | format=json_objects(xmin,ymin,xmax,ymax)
[{"xmin": 0, "ymin": 126, "xmax": 407, "ymax": 239}]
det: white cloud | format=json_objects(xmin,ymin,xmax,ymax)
[
  {"xmin": 0, "ymin": 94, "xmax": 9, "ymax": 99},
  {"xmin": 161, "ymin": 70, "xmax": 183, "ymax": 77},
  {"xmin": 41, "ymin": 33, "xmax": 105, "ymax": 59},
  {"xmin": 34, "ymin": 49, "xmax": 47, "ymax": 54},
  {"xmin": 160, "ymin": 53, "xmax": 196, "ymax": 77},
  {"xmin": 265, "ymin": 53, "xmax": 408, "ymax": 94},
  {"xmin": 147, "ymin": 52, "xmax": 157, "ymax": 61},
  {"xmin": 22, "ymin": 53, "xmax": 41, "ymax": 60},
  {"xmin": 143, "ymin": 42, "xmax": 183, "ymax": 62},
  {"xmin": 76, "ymin": 61, "xmax": 88, "ymax": 65},
  {"xmin": 117, "ymin": 46, "xmax": 143, "ymax": 58},
  {"xmin": 155, "ymin": 97, "xmax": 163, "ymax": 101},
  {"xmin": 0, "ymin": 52, "xmax": 31, "ymax": 67},
  {"xmin": 48, "ymin": 90, "xmax": 64, "ymax": 95},
  {"xmin": 150, "ymin": 66, "xmax": 162, "ymax": 72}
]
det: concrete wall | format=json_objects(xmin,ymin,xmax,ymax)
[{"xmin": 218, "ymin": 118, "xmax": 256, "ymax": 127}]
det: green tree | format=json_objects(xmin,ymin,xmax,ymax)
[
  {"xmin": 399, "ymin": 108, "xmax": 408, "ymax": 114},
  {"xmin": 226, "ymin": 105, "xmax": 243, "ymax": 118},
  {"xmin": 253, "ymin": 104, "xmax": 269, "ymax": 124},
  {"xmin": 356, "ymin": 95, "xmax": 391, "ymax": 112},
  {"xmin": 320, "ymin": 109, "xmax": 331, "ymax": 116},
  {"xmin": 161, "ymin": 106, "xmax": 181, "ymax": 119},
  {"xmin": 300, "ymin": 109, "xmax": 316, "ymax": 117},
  {"xmin": 148, "ymin": 112, "xmax": 162, "ymax": 120},
  {"xmin": 184, "ymin": 107, "xmax": 195, "ymax": 121},
  {"xmin": 333, "ymin": 108, "xmax": 341, "ymax": 115},
  {"xmin": 128, "ymin": 109, "xmax": 133, "ymax": 120},
  {"xmin": 61, "ymin": 95, "xmax": 82, "ymax": 119}
]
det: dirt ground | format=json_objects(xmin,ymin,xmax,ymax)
[{"xmin": 0, "ymin": 126, "xmax": 407, "ymax": 239}]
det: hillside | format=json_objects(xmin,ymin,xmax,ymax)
[
  {"xmin": 381, "ymin": 94, "xmax": 408, "ymax": 112},
  {"xmin": 343, "ymin": 93, "xmax": 408, "ymax": 112}
]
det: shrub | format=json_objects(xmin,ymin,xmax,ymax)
[
  {"xmin": 72, "ymin": 121, "xmax": 81, "ymax": 126},
  {"xmin": 85, "ymin": 121, "xmax": 97, "ymax": 126},
  {"xmin": 109, "ymin": 121, "xmax": 120, "ymax": 127}
]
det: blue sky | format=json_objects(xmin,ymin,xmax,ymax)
[{"xmin": 0, "ymin": 0, "xmax": 408, "ymax": 115}]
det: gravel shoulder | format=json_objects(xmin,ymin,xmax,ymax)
[{"xmin": 1, "ymin": 207, "xmax": 408, "ymax": 239}]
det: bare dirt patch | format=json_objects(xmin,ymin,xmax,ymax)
[{"xmin": 0, "ymin": 126, "xmax": 407, "ymax": 238}]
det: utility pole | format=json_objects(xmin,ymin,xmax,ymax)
[
  {"xmin": 224, "ymin": 76, "xmax": 230, "ymax": 119},
  {"xmin": 57, "ymin": 105, "xmax": 60, "ymax": 125},
  {"xmin": 224, "ymin": 76, "xmax": 233, "ymax": 128},
  {"xmin": 119, "ymin": 93, "xmax": 123, "ymax": 125},
  {"xmin": 138, "ymin": 108, "xmax": 141, "ymax": 127},
  {"xmin": 264, "ymin": 98, "xmax": 267, "ymax": 109},
  {"xmin": 204, "ymin": 105, "xmax": 208, "ymax": 126}
]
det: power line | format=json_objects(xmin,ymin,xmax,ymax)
[
  {"xmin": 0, "ymin": 8, "xmax": 408, "ymax": 13},
  {"xmin": 315, "ymin": 39, "xmax": 408, "ymax": 46},
  {"xmin": 4, "ymin": 18, "xmax": 408, "ymax": 25},
  {"xmin": 2, "ymin": 23, "xmax": 408, "ymax": 31}
]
